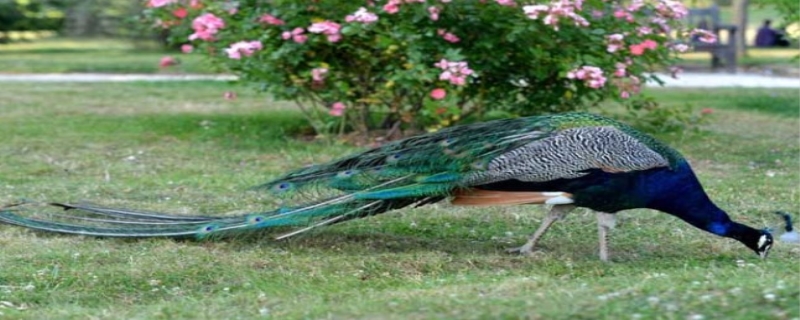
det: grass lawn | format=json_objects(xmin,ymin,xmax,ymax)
[
  {"xmin": 679, "ymin": 47, "xmax": 799, "ymax": 71},
  {"xmin": 0, "ymin": 81, "xmax": 798, "ymax": 319},
  {"xmin": 0, "ymin": 38, "xmax": 215, "ymax": 74}
]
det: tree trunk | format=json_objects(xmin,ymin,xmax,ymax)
[{"xmin": 732, "ymin": 0, "xmax": 749, "ymax": 58}]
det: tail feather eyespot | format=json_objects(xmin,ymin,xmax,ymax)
[
  {"xmin": 336, "ymin": 169, "xmax": 360, "ymax": 179},
  {"xmin": 196, "ymin": 223, "xmax": 220, "ymax": 238},
  {"xmin": 246, "ymin": 214, "xmax": 267, "ymax": 225},
  {"xmin": 386, "ymin": 153, "xmax": 403, "ymax": 164},
  {"xmin": 439, "ymin": 138, "xmax": 456, "ymax": 147},
  {"xmin": 270, "ymin": 181, "xmax": 294, "ymax": 194}
]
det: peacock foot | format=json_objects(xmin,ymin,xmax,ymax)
[{"xmin": 505, "ymin": 244, "xmax": 541, "ymax": 256}]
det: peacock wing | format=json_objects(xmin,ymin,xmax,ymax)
[{"xmin": 464, "ymin": 125, "xmax": 671, "ymax": 185}]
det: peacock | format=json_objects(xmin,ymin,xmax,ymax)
[{"xmin": 0, "ymin": 112, "xmax": 779, "ymax": 261}]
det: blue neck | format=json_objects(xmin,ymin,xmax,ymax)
[{"xmin": 643, "ymin": 161, "xmax": 734, "ymax": 237}]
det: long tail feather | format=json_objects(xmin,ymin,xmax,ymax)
[
  {"xmin": 50, "ymin": 202, "xmax": 214, "ymax": 221},
  {"xmin": 0, "ymin": 115, "xmax": 576, "ymax": 240}
]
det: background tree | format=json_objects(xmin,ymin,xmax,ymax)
[
  {"xmin": 732, "ymin": 0, "xmax": 748, "ymax": 57},
  {"xmin": 0, "ymin": 0, "xmax": 65, "ymax": 41}
]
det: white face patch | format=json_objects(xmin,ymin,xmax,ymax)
[
  {"xmin": 757, "ymin": 235, "xmax": 772, "ymax": 259},
  {"xmin": 758, "ymin": 235, "xmax": 769, "ymax": 248}
]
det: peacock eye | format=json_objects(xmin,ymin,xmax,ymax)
[
  {"xmin": 386, "ymin": 153, "xmax": 403, "ymax": 163},
  {"xmin": 440, "ymin": 138, "xmax": 456, "ymax": 146}
]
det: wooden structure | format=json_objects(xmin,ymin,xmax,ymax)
[{"xmin": 686, "ymin": 5, "xmax": 738, "ymax": 73}]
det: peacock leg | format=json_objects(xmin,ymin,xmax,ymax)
[
  {"xmin": 596, "ymin": 212, "xmax": 616, "ymax": 262},
  {"xmin": 507, "ymin": 204, "xmax": 576, "ymax": 255}
]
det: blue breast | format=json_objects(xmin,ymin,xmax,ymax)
[{"xmin": 476, "ymin": 160, "xmax": 733, "ymax": 236}]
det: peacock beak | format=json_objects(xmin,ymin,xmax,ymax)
[{"xmin": 758, "ymin": 245, "xmax": 772, "ymax": 259}]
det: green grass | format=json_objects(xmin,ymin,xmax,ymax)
[
  {"xmin": 646, "ymin": 87, "xmax": 800, "ymax": 117},
  {"xmin": 679, "ymin": 47, "xmax": 799, "ymax": 71},
  {"xmin": 0, "ymin": 38, "xmax": 215, "ymax": 74},
  {"xmin": 0, "ymin": 82, "xmax": 798, "ymax": 319}
]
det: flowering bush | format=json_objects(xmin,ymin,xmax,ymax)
[{"xmin": 143, "ymin": 0, "xmax": 703, "ymax": 135}]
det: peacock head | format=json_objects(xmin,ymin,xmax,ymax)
[{"xmin": 749, "ymin": 230, "xmax": 773, "ymax": 259}]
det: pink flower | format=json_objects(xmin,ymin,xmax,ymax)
[
  {"xmin": 383, "ymin": 0, "xmax": 401, "ymax": 14},
  {"xmin": 181, "ymin": 44, "xmax": 194, "ymax": 53},
  {"xmin": 629, "ymin": 44, "xmax": 645, "ymax": 56},
  {"xmin": 437, "ymin": 29, "xmax": 460, "ymax": 43},
  {"xmin": 282, "ymin": 27, "xmax": 307, "ymax": 44},
  {"xmin": 650, "ymin": 17, "xmax": 671, "ymax": 33},
  {"xmin": 435, "ymin": 59, "xmax": 473, "ymax": 86},
  {"xmin": 587, "ymin": 79, "xmax": 605, "ymax": 88},
  {"xmin": 330, "ymin": 102, "xmax": 346, "ymax": 116},
  {"xmin": 308, "ymin": 21, "xmax": 342, "ymax": 43},
  {"xmin": 620, "ymin": 91, "xmax": 630, "ymax": 99},
  {"xmin": 522, "ymin": 4, "xmax": 549, "ymax": 18},
  {"xmin": 567, "ymin": 66, "xmax": 606, "ymax": 89},
  {"xmin": 147, "ymin": 0, "xmax": 176, "ymax": 8},
  {"xmin": 690, "ymin": 29, "xmax": 717, "ymax": 43},
  {"xmin": 613, "ymin": 62, "xmax": 627, "ymax": 77},
  {"xmin": 495, "ymin": 0, "xmax": 515, "ymax": 6},
  {"xmin": 223, "ymin": 91, "xmax": 237, "ymax": 100},
  {"xmin": 523, "ymin": 2, "xmax": 589, "ymax": 31},
  {"xmin": 224, "ymin": 41, "xmax": 262, "ymax": 59},
  {"xmin": 701, "ymin": 108, "xmax": 714, "ymax": 115},
  {"xmin": 636, "ymin": 26, "xmax": 653, "ymax": 36},
  {"xmin": 259, "ymin": 14, "xmax": 285, "ymax": 26},
  {"xmin": 346, "ymin": 7, "xmax": 379, "ymax": 24},
  {"xmin": 641, "ymin": 39, "xmax": 658, "ymax": 50},
  {"xmin": 606, "ymin": 33, "xmax": 624, "ymax": 53},
  {"xmin": 159, "ymin": 56, "xmax": 177, "ymax": 68},
  {"xmin": 189, "ymin": 0, "xmax": 202, "ymax": 9},
  {"xmin": 613, "ymin": 9, "xmax": 633, "ymax": 22},
  {"xmin": 188, "ymin": 13, "xmax": 225, "ymax": 41},
  {"xmin": 655, "ymin": 0, "xmax": 688, "ymax": 19},
  {"xmin": 172, "ymin": 7, "xmax": 188, "ymax": 19},
  {"xmin": 311, "ymin": 67, "xmax": 328, "ymax": 83},
  {"xmin": 671, "ymin": 43, "xmax": 689, "ymax": 53},
  {"xmin": 428, "ymin": 6, "xmax": 440, "ymax": 21},
  {"xmin": 629, "ymin": 39, "xmax": 658, "ymax": 56},
  {"xmin": 430, "ymin": 88, "xmax": 447, "ymax": 100},
  {"xmin": 627, "ymin": 0, "xmax": 645, "ymax": 12}
]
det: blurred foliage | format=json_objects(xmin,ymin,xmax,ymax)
[
  {"xmin": 0, "ymin": 0, "xmax": 65, "ymax": 37},
  {"xmin": 0, "ymin": 0, "xmax": 156, "ymax": 42}
]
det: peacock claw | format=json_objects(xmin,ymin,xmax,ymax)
[
  {"xmin": 507, "ymin": 205, "xmax": 575, "ymax": 257},
  {"xmin": 505, "ymin": 245, "xmax": 540, "ymax": 256},
  {"xmin": 505, "ymin": 246, "xmax": 526, "ymax": 254}
]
